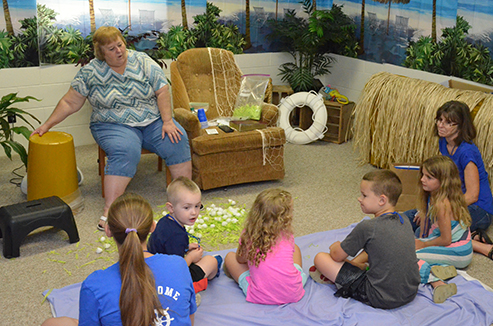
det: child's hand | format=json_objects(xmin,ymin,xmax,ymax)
[
  {"xmin": 415, "ymin": 239, "xmax": 426, "ymax": 250},
  {"xmin": 187, "ymin": 246, "xmax": 204, "ymax": 263},
  {"xmin": 188, "ymin": 243, "xmax": 200, "ymax": 251}
]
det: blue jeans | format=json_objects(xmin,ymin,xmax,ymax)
[
  {"xmin": 404, "ymin": 205, "xmax": 492, "ymax": 233},
  {"xmin": 90, "ymin": 118, "xmax": 190, "ymax": 178}
]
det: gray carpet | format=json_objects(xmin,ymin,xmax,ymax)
[{"xmin": 1, "ymin": 141, "xmax": 492, "ymax": 325}]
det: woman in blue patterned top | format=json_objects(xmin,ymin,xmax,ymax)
[{"xmin": 32, "ymin": 27, "xmax": 192, "ymax": 230}]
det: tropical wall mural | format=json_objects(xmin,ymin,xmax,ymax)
[{"xmin": 1, "ymin": 0, "xmax": 493, "ymax": 85}]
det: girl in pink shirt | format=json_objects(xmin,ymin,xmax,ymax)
[{"xmin": 224, "ymin": 188, "xmax": 307, "ymax": 305}]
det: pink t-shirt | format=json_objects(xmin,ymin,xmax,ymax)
[{"xmin": 245, "ymin": 234, "xmax": 305, "ymax": 305}]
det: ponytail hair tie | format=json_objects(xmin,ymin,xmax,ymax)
[{"xmin": 125, "ymin": 228, "xmax": 137, "ymax": 234}]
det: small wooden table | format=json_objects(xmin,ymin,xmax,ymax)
[{"xmin": 299, "ymin": 100, "xmax": 355, "ymax": 144}]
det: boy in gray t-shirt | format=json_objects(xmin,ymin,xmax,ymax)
[{"xmin": 312, "ymin": 170, "xmax": 420, "ymax": 309}]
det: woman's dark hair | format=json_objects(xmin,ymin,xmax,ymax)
[
  {"xmin": 434, "ymin": 100, "xmax": 476, "ymax": 144},
  {"xmin": 107, "ymin": 193, "xmax": 163, "ymax": 326}
]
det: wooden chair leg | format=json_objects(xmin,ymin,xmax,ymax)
[{"xmin": 98, "ymin": 146, "xmax": 106, "ymax": 197}]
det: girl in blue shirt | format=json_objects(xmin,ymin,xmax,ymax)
[{"xmin": 42, "ymin": 193, "xmax": 196, "ymax": 326}]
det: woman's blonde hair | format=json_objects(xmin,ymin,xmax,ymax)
[
  {"xmin": 93, "ymin": 26, "xmax": 126, "ymax": 61},
  {"xmin": 417, "ymin": 156, "xmax": 471, "ymax": 227},
  {"xmin": 107, "ymin": 193, "xmax": 163, "ymax": 326},
  {"xmin": 237, "ymin": 188, "xmax": 294, "ymax": 267}
]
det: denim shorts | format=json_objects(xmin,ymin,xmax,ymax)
[
  {"xmin": 468, "ymin": 204, "xmax": 493, "ymax": 231},
  {"xmin": 90, "ymin": 118, "xmax": 190, "ymax": 178},
  {"xmin": 238, "ymin": 263, "xmax": 307, "ymax": 297}
]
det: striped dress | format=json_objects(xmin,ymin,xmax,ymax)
[{"xmin": 417, "ymin": 220, "xmax": 472, "ymax": 284}]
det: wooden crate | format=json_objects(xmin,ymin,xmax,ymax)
[
  {"xmin": 299, "ymin": 101, "xmax": 355, "ymax": 144},
  {"xmin": 272, "ymin": 85, "xmax": 294, "ymax": 105}
]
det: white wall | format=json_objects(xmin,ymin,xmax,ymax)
[{"xmin": 0, "ymin": 51, "xmax": 487, "ymax": 159}]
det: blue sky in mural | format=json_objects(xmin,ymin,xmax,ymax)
[
  {"xmin": 4, "ymin": 0, "xmax": 36, "ymax": 10},
  {"xmin": 458, "ymin": 0, "xmax": 493, "ymax": 15}
]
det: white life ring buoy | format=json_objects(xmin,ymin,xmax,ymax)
[{"xmin": 278, "ymin": 91, "xmax": 327, "ymax": 144}]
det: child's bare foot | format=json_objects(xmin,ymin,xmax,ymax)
[{"xmin": 309, "ymin": 266, "xmax": 334, "ymax": 285}]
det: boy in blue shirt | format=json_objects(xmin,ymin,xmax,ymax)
[{"xmin": 148, "ymin": 177, "xmax": 221, "ymax": 293}]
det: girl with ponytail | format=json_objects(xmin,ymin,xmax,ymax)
[{"xmin": 42, "ymin": 193, "xmax": 196, "ymax": 326}]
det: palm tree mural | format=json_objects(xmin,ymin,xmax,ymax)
[
  {"xmin": 432, "ymin": 0, "xmax": 436, "ymax": 41},
  {"xmin": 2, "ymin": 0, "xmax": 14, "ymax": 35},
  {"xmin": 89, "ymin": 0, "xmax": 95, "ymax": 33},
  {"xmin": 359, "ymin": 0, "xmax": 366, "ymax": 55},
  {"xmin": 372, "ymin": 0, "xmax": 410, "ymax": 35},
  {"xmin": 181, "ymin": 0, "xmax": 188, "ymax": 30},
  {"xmin": 245, "ymin": 0, "xmax": 251, "ymax": 49}
]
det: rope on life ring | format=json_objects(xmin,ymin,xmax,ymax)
[{"xmin": 278, "ymin": 91, "xmax": 327, "ymax": 145}]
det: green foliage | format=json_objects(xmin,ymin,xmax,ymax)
[
  {"xmin": 155, "ymin": 26, "xmax": 196, "ymax": 60},
  {"xmin": 10, "ymin": 17, "xmax": 39, "ymax": 67},
  {"xmin": 404, "ymin": 16, "xmax": 493, "ymax": 86},
  {"xmin": 0, "ymin": 31, "xmax": 14, "ymax": 69},
  {"xmin": 38, "ymin": 4, "xmax": 85, "ymax": 65},
  {"xmin": 156, "ymin": 2, "xmax": 245, "ymax": 60},
  {"xmin": 0, "ymin": 93, "xmax": 41, "ymax": 166},
  {"xmin": 266, "ymin": 4, "xmax": 358, "ymax": 92}
]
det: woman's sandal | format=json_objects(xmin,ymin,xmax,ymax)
[
  {"xmin": 471, "ymin": 229, "xmax": 493, "ymax": 245},
  {"xmin": 97, "ymin": 216, "xmax": 107, "ymax": 231},
  {"xmin": 488, "ymin": 246, "xmax": 493, "ymax": 261}
]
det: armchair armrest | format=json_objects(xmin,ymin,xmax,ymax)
[
  {"xmin": 174, "ymin": 108, "xmax": 202, "ymax": 140},
  {"xmin": 260, "ymin": 102, "xmax": 279, "ymax": 126}
]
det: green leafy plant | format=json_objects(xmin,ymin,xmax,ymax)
[
  {"xmin": 404, "ymin": 16, "xmax": 493, "ymax": 86},
  {"xmin": 155, "ymin": 2, "xmax": 245, "ymax": 60},
  {"xmin": 266, "ymin": 3, "xmax": 358, "ymax": 92},
  {"xmin": 0, "ymin": 93, "xmax": 41, "ymax": 166},
  {"xmin": 0, "ymin": 31, "xmax": 14, "ymax": 68}
]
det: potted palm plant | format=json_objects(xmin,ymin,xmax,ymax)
[
  {"xmin": 267, "ymin": 2, "xmax": 358, "ymax": 92},
  {"xmin": 0, "ymin": 93, "xmax": 40, "ymax": 166}
]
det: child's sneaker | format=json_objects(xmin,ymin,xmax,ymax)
[
  {"xmin": 213, "ymin": 254, "xmax": 223, "ymax": 278},
  {"xmin": 433, "ymin": 283, "xmax": 457, "ymax": 304},
  {"xmin": 431, "ymin": 265, "xmax": 457, "ymax": 281},
  {"xmin": 309, "ymin": 265, "xmax": 333, "ymax": 285}
]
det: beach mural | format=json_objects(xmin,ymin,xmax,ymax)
[{"xmin": 1, "ymin": 0, "xmax": 493, "ymax": 81}]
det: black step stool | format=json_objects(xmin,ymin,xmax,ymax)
[{"xmin": 0, "ymin": 196, "xmax": 79, "ymax": 258}]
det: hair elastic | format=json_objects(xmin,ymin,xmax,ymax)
[{"xmin": 125, "ymin": 228, "xmax": 137, "ymax": 234}]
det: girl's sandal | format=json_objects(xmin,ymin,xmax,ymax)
[
  {"xmin": 309, "ymin": 266, "xmax": 334, "ymax": 285},
  {"xmin": 471, "ymin": 229, "xmax": 493, "ymax": 245},
  {"xmin": 431, "ymin": 265, "xmax": 457, "ymax": 281},
  {"xmin": 97, "ymin": 216, "xmax": 107, "ymax": 231},
  {"xmin": 433, "ymin": 283, "xmax": 457, "ymax": 304}
]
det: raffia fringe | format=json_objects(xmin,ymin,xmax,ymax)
[{"xmin": 353, "ymin": 72, "xmax": 493, "ymax": 186}]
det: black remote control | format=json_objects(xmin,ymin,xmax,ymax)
[{"xmin": 218, "ymin": 124, "xmax": 234, "ymax": 133}]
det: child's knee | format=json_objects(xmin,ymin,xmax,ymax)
[{"xmin": 314, "ymin": 252, "xmax": 331, "ymax": 267}]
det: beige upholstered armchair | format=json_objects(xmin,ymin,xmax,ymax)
[{"xmin": 171, "ymin": 47, "xmax": 286, "ymax": 190}]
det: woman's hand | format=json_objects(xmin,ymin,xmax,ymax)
[
  {"xmin": 414, "ymin": 211, "xmax": 424, "ymax": 226},
  {"xmin": 31, "ymin": 124, "xmax": 51, "ymax": 137},
  {"xmin": 161, "ymin": 118, "xmax": 183, "ymax": 143}
]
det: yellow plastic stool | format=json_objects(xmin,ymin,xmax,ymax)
[{"xmin": 27, "ymin": 132, "xmax": 84, "ymax": 213}]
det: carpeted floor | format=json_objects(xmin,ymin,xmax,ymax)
[{"xmin": 1, "ymin": 140, "xmax": 492, "ymax": 325}]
